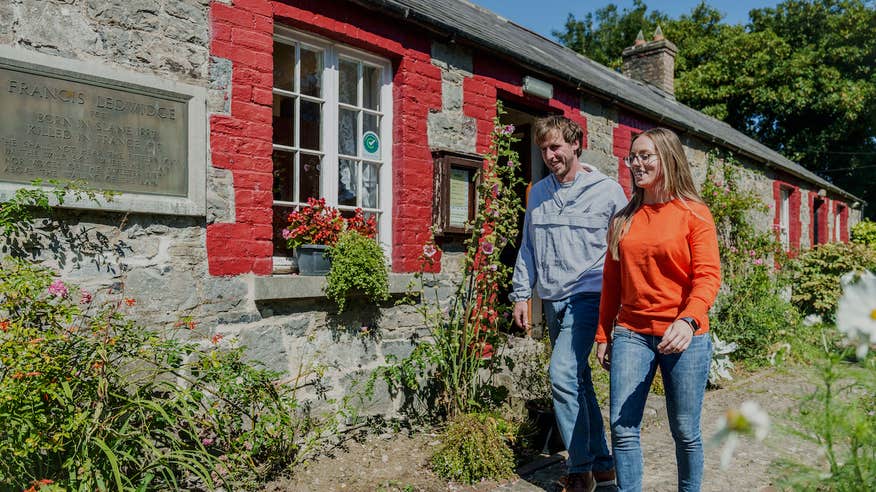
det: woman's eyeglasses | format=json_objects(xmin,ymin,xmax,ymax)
[{"xmin": 623, "ymin": 153, "xmax": 658, "ymax": 167}]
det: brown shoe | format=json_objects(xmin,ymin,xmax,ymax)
[
  {"xmin": 561, "ymin": 472, "xmax": 596, "ymax": 492},
  {"xmin": 593, "ymin": 469, "xmax": 617, "ymax": 489}
]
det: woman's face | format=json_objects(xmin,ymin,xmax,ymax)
[{"xmin": 629, "ymin": 135, "xmax": 663, "ymax": 190}]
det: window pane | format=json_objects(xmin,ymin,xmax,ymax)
[
  {"xmin": 338, "ymin": 159, "xmax": 359, "ymax": 206},
  {"xmin": 339, "ymin": 59, "xmax": 358, "ymax": 105},
  {"xmin": 273, "ymin": 205, "xmax": 296, "ymax": 255},
  {"xmin": 338, "ymin": 109, "xmax": 358, "ymax": 156},
  {"xmin": 273, "ymin": 42, "xmax": 295, "ymax": 91},
  {"xmin": 363, "ymin": 162, "xmax": 379, "ymax": 208},
  {"xmin": 272, "ymin": 94, "xmax": 295, "ymax": 147},
  {"xmin": 300, "ymin": 100, "xmax": 321, "ymax": 150},
  {"xmin": 299, "ymin": 47, "xmax": 322, "ymax": 97},
  {"xmin": 363, "ymin": 65, "xmax": 380, "ymax": 110},
  {"xmin": 272, "ymin": 150, "xmax": 296, "ymax": 202},
  {"xmin": 363, "ymin": 113, "xmax": 379, "ymax": 159},
  {"xmin": 300, "ymin": 153, "xmax": 321, "ymax": 201}
]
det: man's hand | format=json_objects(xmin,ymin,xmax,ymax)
[
  {"xmin": 657, "ymin": 319, "xmax": 695, "ymax": 354},
  {"xmin": 596, "ymin": 342, "xmax": 611, "ymax": 371},
  {"xmin": 513, "ymin": 300, "xmax": 530, "ymax": 336}
]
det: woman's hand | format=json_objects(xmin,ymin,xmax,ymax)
[
  {"xmin": 657, "ymin": 319, "xmax": 695, "ymax": 354},
  {"xmin": 596, "ymin": 342, "xmax": 611, "ymax": 371}
]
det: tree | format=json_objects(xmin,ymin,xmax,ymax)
[{"xmin": 554, "ymin": 1, "xmax": 876, "ymax": 217}]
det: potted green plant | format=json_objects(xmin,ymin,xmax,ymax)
[
  {"xmin": 283, "ymin": 198, "xmax": 344, "ymax": 275},
  {"xmin": 324, "ymin": 225, "xmax": 388, "ymax": 312}
]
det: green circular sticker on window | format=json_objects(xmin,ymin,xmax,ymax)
[{"xmin": 363, "ymin": 131, "xmax": 380, "ymax": 158}]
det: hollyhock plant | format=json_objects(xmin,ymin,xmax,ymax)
[{"xmin": 47, "ymin": 279, "xmax": 68, "ymax": 298}]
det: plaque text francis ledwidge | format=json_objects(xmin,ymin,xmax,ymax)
[{"xmin": 0, "ymin": 63, "xmax": 189, "ymax": 197}]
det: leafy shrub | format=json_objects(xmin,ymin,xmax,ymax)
[
  {"xmin": 0, "ymin": 260, "xmax": 345, "ymax": 490},
  {"xmin": 789, "ymin": 242, "xmax": 876, "ymax": 319},
  {"xmin": 851, "ymin": 218, "xmax": 876, "ymax": 247},
  {"xmin": 429, "ymin": 413, "xmax": 515, "ymax": 484},
  {"xmin": 702, "ymin": 154, "xmax": 801, "ymax": 368},
  {"xmin": 325, "ymin": 230, "xmax": 389, "ymax": 311}
]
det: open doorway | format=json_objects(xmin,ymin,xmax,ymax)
[{"xmin": 497, "ymin": 102, "xmax": 552, "ymax": 338}]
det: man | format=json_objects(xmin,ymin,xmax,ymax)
[{"xmin": 511, "ymin": 116, "xmax": 627, "ymax": 492}]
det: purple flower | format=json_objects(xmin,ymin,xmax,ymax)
[
  {"xmin": 79, "ymin": 289, "xmax": 93, "ymax": 304},
  {"xmin": 48, "ymin": 279, "xmax": 68, "ymax": 298},
  {"xmin": 501, "ymin": 124, "xmax": 515, "ymax": 135},
  {"xmin": 481, "ymin": 241, "xmax": 495, "ymax": 255}
]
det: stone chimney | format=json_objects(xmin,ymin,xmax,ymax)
[{"xmin": 621, "ymin": 26, "xmax": 678, "ymax": 97}]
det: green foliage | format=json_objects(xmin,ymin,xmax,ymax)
[
  {"xmin": 0, "ymin": 179, "xmax": 113, "ymax": 236},
  {"xmin": 778, "ymin": 347, "xmax": 876, "ymax": 490},
  {"xmin": 790, "ymin": 242, "xmax": 876, "ymax": 318},
  {"xmin": 555, "ymin": 0, "xmax": 876, "ymax": 218},
  {"xmin": 851, "ymin": 219, "xmax": 876, "ymax": 246},
  {"xmin": 376, "ymin": 103, "xmax": 525, "ymax": 421},
  {"xmin": 325, "ymin": 230, "xmax": 389, "ymax": 312},
  {"xmin": 701, "ymin": 155, "xmax": 802, "ymax": 367},
  {"xmin": 429, "ymin": 413, "xmax": 515, "ymax": 485},
  {"xmin": 0, "ymin": 264, "xmax": 345, "ymax": 489}
]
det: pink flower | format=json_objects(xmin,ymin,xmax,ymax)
[
  {"xmin": 501, "ymin": 124, "xmax": 515, "ymax": 135},
  {"xmin": 753, "ymin": 258, "xmax": 764, "ymax": 266},
  {"xmin": 202, "ymin": 437, "xmax": 214, "ymax": 446},
  {"xmin": 282, "ymin": 228, "xmax": 292, "ymax": 239},
  {"xmin": 423, "ymin": 244, "xmax": 437, "ymax": 258},
  {"xmin": 79, "ymin": 289, "xmax": 92, "ymax": 304},
  {"xmin": 48, "ymin": 279, "xmax": 68, "ymax": 298},
  {"xmin": 506, "ymin": 160, "xmax": 516, "ymax": 168},
  {"xmin": 729, "ymin": 246, "xmax": 738, "ymax": 254},
  {"xmin": 481, "ymin": 241, "xmax": 495, "ymax": 255},
  {"xmin": 748, "ymin": 250, "xmax": 756, "ymax": 257},
  {"xmin": 488, "ymin": 264, "xmax": 498, "ymax": 271}
]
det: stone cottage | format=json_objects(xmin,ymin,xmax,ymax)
[{"xmin": 0, "ymin": 0, "xmax": 865, "ymax": 414}]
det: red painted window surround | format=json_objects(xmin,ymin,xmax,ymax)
[
  {"xmin": 836, "ymin": 204, "xmax": 850, "ymax": 242},
  {"xmin": 612, "ymin": 114, "xmax": 655, "ymax": 197},
  {"xmin": 773, "ymin": 181, "xmax": 802, "ymax": 253},
  {"xmin": 206, "ymin": 0, "xmax": 587, "ymax": 276},
  {"xmin": 808, "ymin": 191, "xmax": 830, "ymax": 246}
]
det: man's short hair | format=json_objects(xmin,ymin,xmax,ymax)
[{"xmin": 534, "ymin": 116, "xmax": 584, "ymax": 157}]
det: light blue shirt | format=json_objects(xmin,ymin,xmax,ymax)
[{"xmin": 510, "ymin": 164, "xmax": 628, "ymax": 302}]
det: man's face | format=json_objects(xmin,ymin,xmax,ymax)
[{"xmin": 539, "ymin": 130, "xmax": 580, "ymax": 182}]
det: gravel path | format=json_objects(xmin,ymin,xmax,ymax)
[{"xmin": 499, "ymin": 367, "xmax": 823, "ymax": 492}]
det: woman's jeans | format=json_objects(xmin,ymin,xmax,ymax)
[
  {"xmin": 609, "ymin": 326, "xmax": 712, "ymax": 492},
  {"xmin": 543, "ymin": 292, "xmax": 613, "ymax": 474}
]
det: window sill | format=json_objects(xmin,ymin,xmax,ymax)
[{"xmin": 253, "ymin": 273, "xmax": 415, "ymax": 301}]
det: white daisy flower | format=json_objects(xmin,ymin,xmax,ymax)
[
  {"xmin": 710, "ymin": 400, "xmax": 770, "ymax": 469},
  {"xmin": 836, "ymin": 270, "xmax": 876, "ymax": 359}
]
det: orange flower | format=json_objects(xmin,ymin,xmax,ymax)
[
  {"xmin": 211, "ymin": 333, "xmax": 223, "ymax": 344},
  {"xmin": 187, "ymin": 320, "xmax": 197, "ymax": 330},
  {"xmin": 124, "ymin": 298, "xmax": 136, "ymax": 306},
  {"xmin": 0, "ymin": 320, "xmax": 9, "ymax": 332}
]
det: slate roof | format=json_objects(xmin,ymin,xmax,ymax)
[{"xmin": 350, "ymin": 0, "xmax": 863, "ymax": 203}]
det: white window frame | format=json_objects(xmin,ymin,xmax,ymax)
[
  {"xmin": 272, "ymin": 27, "xmax": 394, "ymax": 269},
  {"xmin": 779, "ymin": 187, "xmax": 791, "ymax": 250}
]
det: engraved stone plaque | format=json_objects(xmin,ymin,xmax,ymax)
[{"xmin": 0, "ymin": 58, "xmax": 189, "ymax": 197}]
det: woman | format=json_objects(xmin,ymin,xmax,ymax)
[{"xmin": 596, "ymin": 128, "xmax": 721, "ymax": 492}]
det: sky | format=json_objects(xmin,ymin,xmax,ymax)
[{"xmin": 472, "ymin": 0, "xmax": 783, "ymax": 40}]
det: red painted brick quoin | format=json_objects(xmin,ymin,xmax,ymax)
[{"xmin": 612, "ymin": 113, "xmax": 655, "ymax": 197}]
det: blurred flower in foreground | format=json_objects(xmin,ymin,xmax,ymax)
[
  {"xmin": 710, "ymin": 400, "xmax": 770, "ymax": 469},
  {"xmin": 836, "ymin": 270, "xmax": 876, "ymax": 359}
]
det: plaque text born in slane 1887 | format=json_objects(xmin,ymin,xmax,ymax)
[{"xmin": 0, "ymin": 60, "xmax": 189, "ymax": 197}]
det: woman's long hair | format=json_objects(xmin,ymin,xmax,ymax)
[{"xmin": 607, "ymin": 127, "xmax": 704, "ymax": 260}]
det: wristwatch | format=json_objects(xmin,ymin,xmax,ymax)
[{"xmin": 679, "ymin": 316, "xmax": 698, "ymax": 334}]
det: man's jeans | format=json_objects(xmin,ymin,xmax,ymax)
[
  {"xmin": 544, "ymin": 292, "xmax": 613, "ymax": 474},
  {"xmin": 609, "ymin": 326, "xmax": 712, "ymax": 492}
]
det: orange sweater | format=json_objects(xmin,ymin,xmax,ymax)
[{"xmin": 596, "ymin": 199, "xmax": 721, "ymax": 343}]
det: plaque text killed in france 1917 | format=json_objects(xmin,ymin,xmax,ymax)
[{"xmin": 0, "ymin": 59, "xmax": 189, "ymax": 197}]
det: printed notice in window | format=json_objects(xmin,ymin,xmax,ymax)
[{"xmin": 448, "ymin": 168, "xmax": 469, "ymax": 228}]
